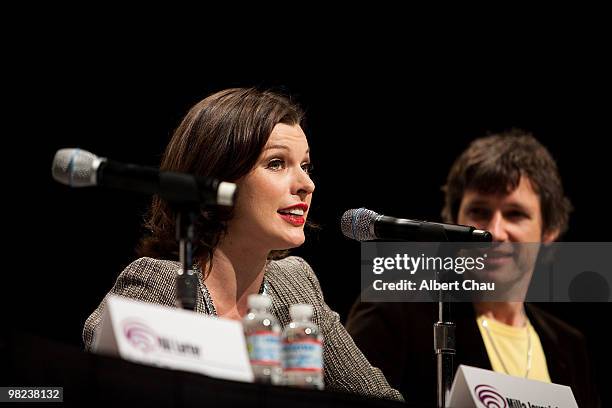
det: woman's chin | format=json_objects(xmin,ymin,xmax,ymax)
[{"xmin": 274, "ymin": 235, "xmax": 306, "ymax": 250}]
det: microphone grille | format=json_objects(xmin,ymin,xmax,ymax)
[
  {"xmin": 52, "ymin": 148, "xmax": 99, "ymax": 187},
  {"xmin": 341, "ymin": 208, "xmax": 379, "ymax": 241}
]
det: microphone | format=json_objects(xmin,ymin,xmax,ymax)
[
  {"xmin": 341, "ymin": 208, "xmax": 492, "ymax": 242},
  {"xmin": 52, "ymin": 148, "xmax": 237, "ymax": 206}
]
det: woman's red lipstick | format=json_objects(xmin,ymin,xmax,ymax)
[{"xmin": 278, "ymin": 203, "xmax": 308, "ymax": 226}]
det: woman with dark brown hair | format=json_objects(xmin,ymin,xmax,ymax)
[{"xmin": 82, "ymin": 88, "xmax": 402, "ymax": 401}]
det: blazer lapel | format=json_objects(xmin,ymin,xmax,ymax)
[{"xmin": 454, "ymin": 302, "xmax": 492, "ymax": 371}]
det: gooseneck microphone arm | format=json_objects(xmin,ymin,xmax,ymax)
[
  {"xmin": 52, "ymin": 148, "xmax": 237, "ymax": 207},
  {"xmin": 373, "ymin": 215, "xmax": 492, "ymax": 242},
  {"xmin": 341, "ymin": 207, "xmax": 491, "ymax": 242},
  {"xmin": 98, "ymin": 159, "xmax": 232, "ymax": 206}
]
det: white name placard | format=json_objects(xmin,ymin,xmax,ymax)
[
  {"xmin": 448, "ymin": 365, "xmax": 577, "ymax": 408},
  {"xmin": 92, "ymin": 295, "xmax": 253, "ymax": 383}
]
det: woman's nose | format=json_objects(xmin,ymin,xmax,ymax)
[{"xmin": 292, "ymin": 168, "xmax": 315, "ymax": 198}]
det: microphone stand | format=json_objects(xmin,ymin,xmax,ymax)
[
  {"xmin": 434, "ymin": 289, "xmax": 455, "ymax": 408},
  {"xmin": 419, "ymin": 223, "xmax": 455, "ymax": 408},
  {"xmin": 175, "ymin": 208, "xmax": 198, "ymax": 311}
]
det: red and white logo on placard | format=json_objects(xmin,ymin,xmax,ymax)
[
  {"xmin": 122, "ymin": 320, "xmax": 159, "ymax": 353},
  {"xmin": 474, "ymin": 384, "xmax": 507, "ymax": 408}
]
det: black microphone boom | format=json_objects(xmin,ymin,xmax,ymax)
[
  {"xmin": 341, "ymin": 208, "xmax": 492, "ymax": 242},
  {"xmin": 52, "ymin": 148, "xmax": 236, "ymax": 206}
]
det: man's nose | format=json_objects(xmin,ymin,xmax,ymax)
[{"xmin": 486, "ymin": 211, "xmax": 509, "ymax": 242}]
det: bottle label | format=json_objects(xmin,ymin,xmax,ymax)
[
  {"xmin": 282, "ymin": 339, "xmax": 323, "ymax": 372},
  {"xmin": 246, "ymin": 331, "xmax": 281, "ymax": 365}
]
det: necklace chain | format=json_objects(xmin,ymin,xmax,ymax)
[
  {"xmin": 195, "ymin": 265, "xmax": 269, "ymax": 316},
  {"xmin": 481, "ymin": 318, "xmax": 532, "ymax": 378}
]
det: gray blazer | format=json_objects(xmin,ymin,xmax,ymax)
[{"xmin": 83, "ymin": 256, "xmax": 403, "ymax": 401}]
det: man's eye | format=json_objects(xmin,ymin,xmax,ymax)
[
  {"xmin": 507, "ymin": 210, "xmax": 528, "ymax": 219},
  {"xmin": 468, "ymin": 208, "xmax": 489, "ymax": 218}
]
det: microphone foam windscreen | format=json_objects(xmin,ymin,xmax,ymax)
[
  {"xmin": 52, "ymin": 148, "xmax": 98, "ymax": 187},
  {"xmin": 341, "ymin": 208, "xmax": 379, "ymax": 241}
]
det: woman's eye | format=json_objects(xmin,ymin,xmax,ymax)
[
  {"xmin": 266, "ymin": 159, "xmax": 285, "ymax": 171},
  {"xmin": 301, "ymin": 162, "xmax": 313, "ymax": 174}
]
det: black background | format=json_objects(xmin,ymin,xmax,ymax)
[{"xmin": 3, "ymin": 19, "xmax": 611, "ymax": 405}]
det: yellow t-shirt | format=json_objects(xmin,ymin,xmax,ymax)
[{"xmin": 476, "ymin": 315, "xmax": 551, "ymax": 382}]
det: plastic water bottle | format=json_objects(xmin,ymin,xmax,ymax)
[
  {"xmin": 281, "ymin": 304, "xmax": 324, "ymax": 390},
  {"xmin": 243, "ymin": 294, "xmax": 282, "ymax": 384}
]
